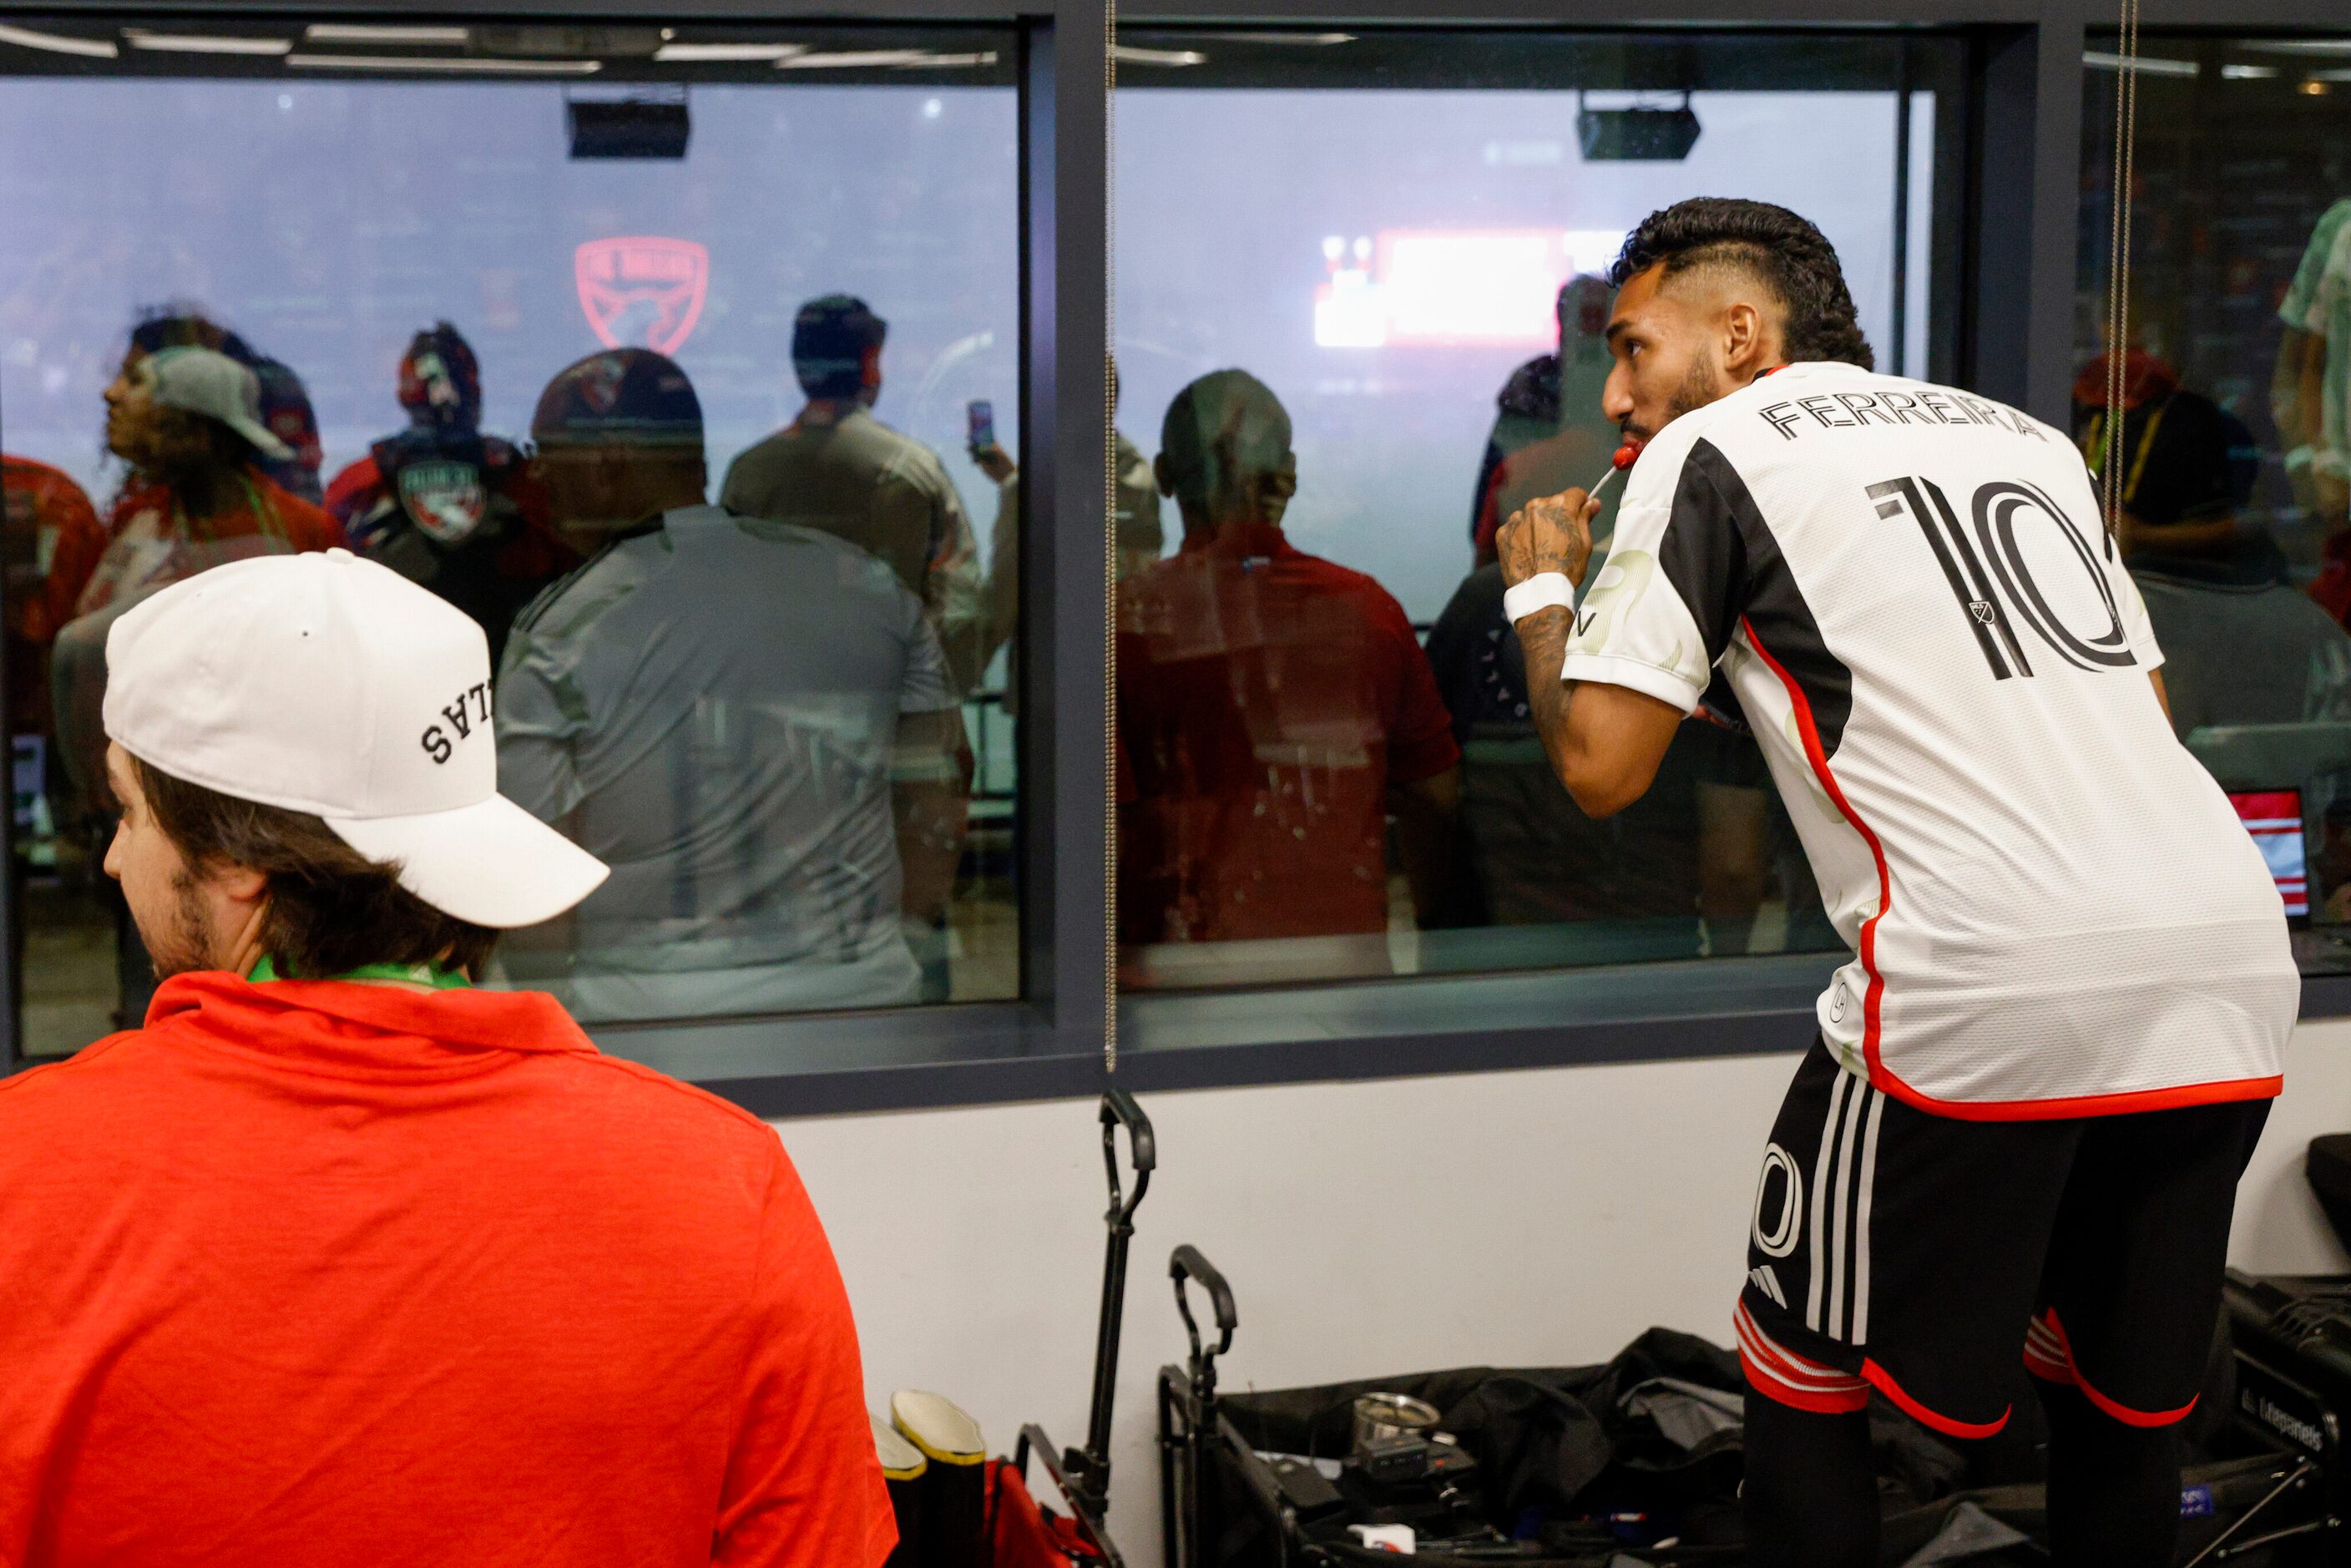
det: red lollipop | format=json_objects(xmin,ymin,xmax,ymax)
[{"xmin": 1589, "ymin": 438, "xmax": 1642, "ymax": 499}]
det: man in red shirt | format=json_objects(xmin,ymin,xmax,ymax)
[
  {"xmin": 1116, "ymin": 370, "xmax": 1460, "ymax": 969},
  {"xmin": 3, "ymin": 455, "xmax": 107, "ymax": 736},
  {"xmin": 0, "ymin": 549, "xmax": 895, "ymax": 1567}
]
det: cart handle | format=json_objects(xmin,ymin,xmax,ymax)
[
  {"xmin": 1101, "ymin": 1089, "xmax": 1155, "ymax": 1227},
  {"xmin": 1170, "ymin": 1245, "xmax": 1237, "ymax": 1368},
  {"xmin": 1069, "ymin": 1090, "xmax": 1157, "ymax": 1507}
]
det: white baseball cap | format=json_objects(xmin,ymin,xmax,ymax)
[
  {"xmin": 102, "ymin": 549, "xmax": 609, "ymax": 928},
  {"xmin": 143, "ymin": 346, "xmax": 293, "ymax": 461}
]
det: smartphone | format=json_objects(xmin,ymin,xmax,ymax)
[{"xmin": 966, "ymin": 398, "xmax": 995, "ymax": 451}]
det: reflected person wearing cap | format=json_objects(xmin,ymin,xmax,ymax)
[
  {"xmin": 82, "ymin": 345, "xmax": 344, "ymax": 620},
  {"xmin": 0, "ymin": 551, "xmax": 896, "ymax": 1564}
]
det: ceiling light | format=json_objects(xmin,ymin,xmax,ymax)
[
  {"xmin": 2304, "ymin": 78, "xmax": 2333, "ymax": 94},
  {"xmin": 777, "ymin": 48, "xmax": 997, "ymax": 69},
  {"xmin": 2081, "ymin": 51, "xmax": 2197, "ymax": 76},
  {"xmin": 654, "ymin": 41, "xmax": 806, "ymax": 62},
  {"xmin": 125, "ymin": 30, "xmax": 292, "ymax": 56},
  {"xmin": 2222, "ymin": 63, "xmax": 2279, "ymax": 78},
  {"xmin": 1113, "ymin": 45, "xmax": 1206, "ymax": 66},
  {"xmin": 0, "ymin": 21, "xmax": 116, "ymax": 57},
  {"xmin": 286, "ymin": 52, "xmax": 601, "ymax": 74},
  {"xmin": 303, "ymin": 23, "xmax": 468, "ymax": 45},
  {"xmin": 2246, "ymin": 39, "xmax": 2351, "ymax": 56},
  {"xmin": 1188, "ymin": 30, "xmax": 1353, "ymax": 44}
]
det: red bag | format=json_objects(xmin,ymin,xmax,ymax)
[{"xmin": 985, "ymin": 1458, "xmax": 1101, "ymax": 1566}]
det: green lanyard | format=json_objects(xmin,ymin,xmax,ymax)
[{"xmin": 247, "ymin": 954, "xmax": 472, "ymax": 989}]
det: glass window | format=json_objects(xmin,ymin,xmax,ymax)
[
  {"xmin": 1112, "ymin": 30, "xmax": 1963, "ymax": 994},
  {"xmin": 0, "ymin": 18, "xmax": 1021, "ymax": 1061},
  {"xmin": 2075, "ymin": 33, "xmax": 2351, "ymax": 975}
]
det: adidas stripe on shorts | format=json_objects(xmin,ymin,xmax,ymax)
[{"xmin": 1736, "ymin": 1039, "xmax": 2271, "ymax": 1438}]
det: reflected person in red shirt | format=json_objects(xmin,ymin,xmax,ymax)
[{"xmin": 1116, "ymin": 370, "xmax": 1461, "ymax": 974}]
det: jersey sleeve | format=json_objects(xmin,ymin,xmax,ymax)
[
  {"xmin": 713, "ymin": 1149, "xmax": 898, "ymax": 1568},
  {"xmin": 1559, "ymin": 439, "xmax": 1744, "ymax": 716}
]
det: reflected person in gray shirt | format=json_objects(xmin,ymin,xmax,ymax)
[{"xmin": 497, "ymin": 349, "xmax": 969, "ymax": 1023}]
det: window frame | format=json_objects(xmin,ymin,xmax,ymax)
[{"xmin": 3, "ymin": 0, "xmax": 2345, "ymax": 1117}]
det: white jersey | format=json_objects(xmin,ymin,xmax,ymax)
[{"xmin": 1565, "ymin": 362, "xmax": 2296, "ymax": 1117}]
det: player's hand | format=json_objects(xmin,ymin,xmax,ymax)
[{"xmin": 1497, "ymin": 487, "xmax": 1601, "ymax": 591}]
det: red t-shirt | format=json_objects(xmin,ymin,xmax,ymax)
[
  {"xmin": 78, "ymin": 470, "xmax": 346, "ymax": 618},
  {"xmin": 3, "ymin": 457, "xmax": 108, "ymax": 733},
  {"xmin": 1115, "ymin": 522, "xmax": 1461, "ymax": 943},
  {"xmin": 0, "ymin": 972, "xmax": 894, "ymax": 1568}
]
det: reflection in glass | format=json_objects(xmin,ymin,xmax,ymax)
[
  {"xmin": 496, "ymin": 350, "xmax": 970, "ymax": 1023},
  {"xmin": 720, "ymin": 294, "xmax": 988, "ymax": 693},
  {"xmin": 0, "ymin": 22, "xmax": 1020, "ymax": 1058},
  {"xmin": 2077, "ymin": 40, "xmax": 2351, "ymax": 959},
  {"xmin": 1114, "ymin": 31, "xmax": 1949, "ymax": 990},
  {"xmin": 1116, "ymin": 370, "xmax": 1461, "ymax": 985}
]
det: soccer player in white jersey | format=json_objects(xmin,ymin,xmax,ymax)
[{"xmin": 1497, "ymin": 199, "xmax": 2298, "ymax": 1567}]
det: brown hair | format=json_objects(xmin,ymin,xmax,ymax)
[
  {"xmin": 132, "ymin": 406, "xmax": 262, "ymax": 519},
  {"xmin": 131, "ymin": 755, "xmax": 498, "ymax": 981}
]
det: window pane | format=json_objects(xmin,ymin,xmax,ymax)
[
  {"xmin": 2075, "ymin": 35, "xmax": 2351, "ymax": 974},
  {"xmin": 1113, "ymin": 30, "xmax": 1960, "ymax": 993},
  {"xmin": 0, "ymin": 20, "xmax": 1021, "ymax": 1060}
]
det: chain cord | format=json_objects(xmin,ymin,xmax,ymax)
[
  {"xmin": 2099, "ymin": 0, "xmax": 2141, "ymax": 546},
  {"xmin": 1102, "ymin": 0, "xmax": 1119, "ymax": 1074}
]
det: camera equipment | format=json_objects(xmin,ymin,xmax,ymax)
[
  {"xmin": 1263, "ymin": 1454, "xmax": 1346, "ymax": 1525},
  {"xmin": 1354, "ymin": 1434, "xmax": 1477, "ymax": 1490},
  {"xmin": 1338, "ymin": 1435, "xmax": 1499, "ymax": 1545}
]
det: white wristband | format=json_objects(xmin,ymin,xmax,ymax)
[{"xmin": 1503, "ymin": 572, "xmax": 1577, "ymax": 626}]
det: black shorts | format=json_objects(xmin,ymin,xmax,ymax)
[{"xmin": 1735, "ymin": 1039, "xmax": 2272, "ymax": 1439}]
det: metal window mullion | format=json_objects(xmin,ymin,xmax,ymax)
[{"xmin": 1019, "ymin": 1, "xmax": 1111, "ymax": 1060}]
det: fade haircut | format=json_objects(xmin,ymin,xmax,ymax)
[
  {"xmin": 1610, "ymin": 199, "xmax": 1875, "ymax": 371},
  {"xmin": 131, "ymin": 755, "xmax": 498, "ymax": 981}
]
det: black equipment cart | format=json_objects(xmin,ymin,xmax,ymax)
[{"xmin": 997, "ymin": 1089, "xmax": 1155, "ymax": 1566}]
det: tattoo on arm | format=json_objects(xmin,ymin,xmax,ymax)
[{"xmin": 1516, "ymin": 605, "xmax": 1577, "ymax": 790}]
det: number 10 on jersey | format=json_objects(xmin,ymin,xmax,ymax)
[{"xmin": 1868, "ymin": 475, "xmax": 2138, "ymax": 681}]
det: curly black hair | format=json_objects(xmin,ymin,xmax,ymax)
[{"xmin": 1610, "ymin": 198, "xmax": 1874, "ymax": 371}]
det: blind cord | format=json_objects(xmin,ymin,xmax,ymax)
[
  {"xmin": 1103, "ymin": 0, "xmax": 1119, "ymax": 1075},
  {"xmin": 2099, "ymin": 0, "xmax": 2141, "ymax": 552}
]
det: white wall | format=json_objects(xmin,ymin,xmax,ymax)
[{"xmin": 777, "ymin": 1021, "xmax": 2351, "ymax": 1566}]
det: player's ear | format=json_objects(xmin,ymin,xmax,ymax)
[{"xmin": 1722, "ymin": 299, "xmax": 1764, "ymax": 375}]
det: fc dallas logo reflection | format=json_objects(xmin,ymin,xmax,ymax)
[{"xmin": 575, "ymin": 237, "xmax": 710, "ymax": 356}]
